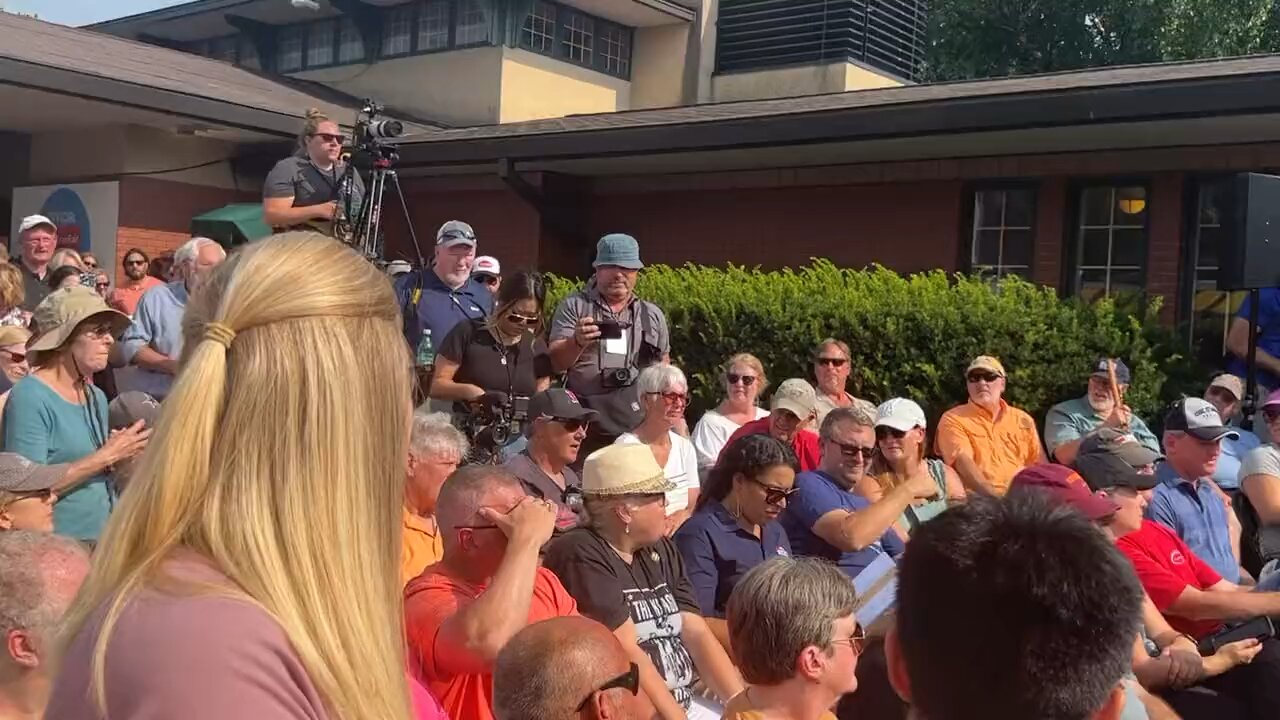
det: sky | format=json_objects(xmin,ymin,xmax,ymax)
[{"xmin": 4, "ymin": 0, "xmax": 191, "ymax": 27}]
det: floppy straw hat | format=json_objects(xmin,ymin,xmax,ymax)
[
  {"xmin": 28, "ymin": 286, "xmax": 129, "ymax": 353},
  {"xmin": 581, "ymin": 444, "xmax": 675, "ymax": 496}
]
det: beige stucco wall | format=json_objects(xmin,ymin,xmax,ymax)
[
  {"xmin": 497, "ymin": 47, "xmax": 630, "ymax": 123},
  {"xmin": 294, "ymin": 46, "xmax": 505, "ymax": 126},
  {"xmin": 711, "ymin": 60, "xmax": 904, "ymax": 103},
  {"xmin": 631, "ymin": 23, "xmax": 691, "ymax": 110}
]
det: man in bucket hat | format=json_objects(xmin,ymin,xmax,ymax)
[{"xmin": 548, "ymin": 234, "xmax": 670, "ymax": 467}]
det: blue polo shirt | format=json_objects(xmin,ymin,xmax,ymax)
[
  {"xmin": 673, "ymin": 501, "xmax": 791, "ymax": 618},
  {"xmin": 1146, "ymin": 462, "xmax": 1240, "ymax": 583},
  {"xmin": 780, "ymin": 470, "xmax": 905, "ymax": 580},
  {"xmin": 1215, "ymin": 426, "xmax": 1261, "ymax": 491},
  {"xmin": 393, "ymin": 269, "xmax": 492, "ymax": 355},
  {"xmin": 1227, "ymin": 288, "xmax": 1280, "ymax": 390}
]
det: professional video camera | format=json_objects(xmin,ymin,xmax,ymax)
[
  {"xmin": 351, "ymin": 99, "xmax": 404, "ymax": 157},
  {"xmin": 462, "ymin": 391, "xmax": 530, "ymax": 464}
]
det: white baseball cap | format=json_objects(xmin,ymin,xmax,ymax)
[
  {"xmin": 1164, "ymin": 397, "xmax": 1240, "ymax": 443},
  {"xmin": 875, "ymin": 398, "xmax": 927, "ymax": 432},
  {"xmin": 19, "ymin": 214, "xmax": 56, "ymax": 234},
  {"xmin": 473, "ymin": 256, "xmax": 500, "ymax": 276},
  {"xmin": 385, "ymin": 260, "xmax": 412, "ymax": 276}
]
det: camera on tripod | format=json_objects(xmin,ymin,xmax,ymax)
[
  {"xmin": 464, "ymin": 392, "xmax": 530, "ymax": 461},
  {"xmin": 351, "ymin": 100, "xmax": 404, "ymax": 161}
]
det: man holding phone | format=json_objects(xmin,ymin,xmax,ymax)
[{"xmin": 548, "ymin": 234, "xmax": 670, "ymax": 465}]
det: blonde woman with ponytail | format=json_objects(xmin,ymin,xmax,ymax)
[{"xmin": 46, "ymin": 233, "xmax": 417, "ymax": 720}]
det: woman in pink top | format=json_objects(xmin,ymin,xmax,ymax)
[{"xmin": 46, "ymin": 234, "xmax": 424, "ymax": 720}]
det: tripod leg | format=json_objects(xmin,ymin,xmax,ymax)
[{"xmin": 387, "ymin": 170, "xmax": 425, "ymax": 270}]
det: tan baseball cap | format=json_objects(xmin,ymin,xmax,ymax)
[
  {"xmin": 28, "ymin": 286, "xmax": 129, "ymax": 353},
  {"xmin": 966, "ymin": 356, "xmax": 1007, "ymax": 378},
  {"xmin": 581, "ymin": 445, "xmax": 675, "ymax": 497},
  {"xmin": 771, "ymin": 378, "xmax": 817, "ymax": 419},
  {"xmin": 1208, "ymin": 373, "xmax": 1245, "ymax": 401}
]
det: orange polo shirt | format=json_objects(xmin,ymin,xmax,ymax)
[
  {"xmin": 401, "ymin": 508, "xmax": 444, "ymax": 588},
  {"xmin": 936, "ymin": 399, "xmax": 1043, "ymax": 495}
]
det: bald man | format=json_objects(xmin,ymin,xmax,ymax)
[
  {"xmin": 494, "ymin": 616, "xmax": 652, "ymax": 720},
  {"xmin": 0, "ymin": 531, "xmax": 91, "ymax": 720}
]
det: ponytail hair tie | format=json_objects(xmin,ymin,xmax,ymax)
[{"xmin": 203, "ymin": 322, "xmax": 236, "ymax": 349}]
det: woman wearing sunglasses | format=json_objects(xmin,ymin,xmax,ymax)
[
  {"xmin": 691, "ymin": 353, "xmax": 770, "ymax": 478},
  {"xmin": 262, "ymin": 108, "xmax": 365, "ymax": 234},
  {"xmin": 0, "ymin": 325, "xmax": 30, "ymax": 418},
  {"xmin": 675, "ymin": 434, "xmax": 798, "ymax": 651},
  {"xmin": 615, "ymin": 364, "xmax": 700, "ymax": 534},
  {"xmin": 723, "ymin": 557, "xmax": 862, "ymax": 720},
  {"xmin": 0, "ymin": 453, "xmax": 65, "ymax": 532},
  {"xmin": 431, "ymin": 270, "xmax": 552, "ymax": 460},
  {"xmin": 865, "ymin": 398, "xmax": 966, "ymax": 540}
]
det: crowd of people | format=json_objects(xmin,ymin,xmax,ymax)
[{"xmin": 5, "ymin": 198, "xmax": 1280, "ymax": 720}]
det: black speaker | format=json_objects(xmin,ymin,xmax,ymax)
[{"xmin": 1219, "ymin": 172, "xmax": 1280, "ymax": 290}]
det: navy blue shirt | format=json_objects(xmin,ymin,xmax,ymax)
[
  {"xmin": 1227, "ymin": 288, "xmax": 1280, "ymax": 390},
  {"xmin": 673, "ymin": 501, "xmax": 791, "ymax": 618},
  {"xmin": 780, "ymin": 470, "xmax": 905, "ymax": 580},
  {"xmin": 393, "ymin": 269, "xmax": 493, "ymax": 354},
  {"xmin": 1147, "ymin": 462, "xmax": 1240, "ymax": 583}
]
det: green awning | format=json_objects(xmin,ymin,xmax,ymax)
[{"xmin": 190, "ymin": 203, "xmax": 272, "ymax": 248}]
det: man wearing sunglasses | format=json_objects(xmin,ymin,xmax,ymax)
[
  {"xmin": 494, "ymin": 616, "xmax": 652, "ymax": 720},
  {"xmin": 504, "ymin": 389, "xmax": 598, "ymax": 532},
  {"xmin": 262, "ymin": 110, "xmax": 365, "ymax": 232},
  {"xmin": 811, "ymin": 339, "xmax": 876, "ymax": 429},
  {"xmin": 936, "ymin": 356, "xmax": 1045, "ymax": 496},
  {"xmin": 107, "ymin": 248, "xmax": 161, "ymax": 317},
  {"xmin": 781, "ymin": 407, "xmax": 935, "ymax": 581}
]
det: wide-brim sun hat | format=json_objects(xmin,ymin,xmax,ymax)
[
  {"xmin": 581, "ymin": 444, "xmax": 675, "ymax": 496},
  {"xmin": 28, "ymin": 286, "xmax": 130, "ymax": 353}
]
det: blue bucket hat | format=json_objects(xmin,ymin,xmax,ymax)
[{"xmin": 592, "ymin": 233, "xmax": 644, "ymax": 270}]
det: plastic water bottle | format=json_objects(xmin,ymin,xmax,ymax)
[{"xmin": 415, "ymin": 328, "xmax": 434, "ymax": 368}]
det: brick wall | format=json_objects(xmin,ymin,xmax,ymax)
[
  {"xmin": 1146, "ymin": 173, "xmax": 1185, "ymax": 323},
  {"xmin": 115, "ymin": 176, "xmax": 254, "ymax": 271},
  {"xmin": 385, "ymin": 177, "xmax": 539, "ymax": 270}
]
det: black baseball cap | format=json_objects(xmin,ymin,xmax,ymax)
[
  {"xmin": 1164, "ymin": 397, "xmax": 1241, "ymax": 442},
  {"xmin": 1091, "ymin": 357, "xmax": 1131, "ymax": 385},
  {"xmin": 1075, "ymin": 451, "xmax": 1159, "ymax": 492},
  {"xmin": 529, "ymin": 388, "xmax": 598, "ymax": 422}
]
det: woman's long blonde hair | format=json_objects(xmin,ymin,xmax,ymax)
[{"xmin": 61, "ymin": 233, "xmax": 414, "ymax": 720}]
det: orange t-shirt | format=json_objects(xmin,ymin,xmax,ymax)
[
  {"xmin": 935, "ymin": 400, "xmax": 1043, "ymax": 495},
  {"xmin": 107, "ymin": 276, "xmax": 163, "ymax": 316},
  {"xmin": 405, "ymin": 564, "xmax": 578, "ymax": 720},
  {"xmin": 401, "ymin": 508, "xmax": 444, "ymax": 587},
  {"xmin": 721, "ymin": 689, "xmax": 838, "ymax": 719}
]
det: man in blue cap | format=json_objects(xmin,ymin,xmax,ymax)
[
  {"xmin": 1045, "ymin": 357, "xmax": 1160, "ymax": 465},
  {"xmin": 548, "ymin": 233, "xmax": 670, "ymax": 464}
]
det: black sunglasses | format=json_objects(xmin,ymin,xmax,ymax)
[
  {"xmin": 310, "ymin": 132, "xmax": 343, "ymax": 144},
  {"xmin": 0, "ymin": 349, "xmax": 26, "ymax": 363},
  {"xmin": 816, "ymin": 357, "xmax": 848, "ymax": 367},
  {"xmin": 576, "ymin": 663, "xmax": 640, "ymax": 711},
  {"xmin": 748, "ymin": 476, "xmax": 799, "ymax": 506},
  {"xmin": 552, "ymin": 417, "xmax": 590, "ymax": 433},
  {"xmin": 1264, "ymin": 408, "xmax": 1280, "ymax": 423},
  {"xmin": 967, "ymin": 371, "xmax": 1000, "ymax": 383},
  {"xmin": 875, "ymin": 426, "xmax": 909, "ymax": 440},
  {"xmin": 505, "ymin": 312, "xmax": 539, "ymax": 327},
  {"xmin": 830, "ymin": 439, "xmax": 875, "ymax": 460},
  {"xmin": 727, "ymin": 373, "xmax": 757, "ymax": 386}
]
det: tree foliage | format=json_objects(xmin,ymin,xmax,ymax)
[{"xmin": 925, "ymin": 0, "xmax": 1280, "ymax": 81}]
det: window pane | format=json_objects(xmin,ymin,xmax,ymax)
[
  {"xmin": 600, "ymin": 24, "xmax": 630, "ymax": 76},
  {"xmin": 1109, "ymin": 269, "xmax": 1144, "ymax": 296},
  {"xmin": 1078, "ymin": 268, "xmax": 1110, "ymax": 302},
  {"xmin": 456, "ymin": 0, "xmax": 491, "ymax": 46},
  {"xmin": 307, "ymin": 19, "xmax": 335, "ymax": 66},
  {"xmin": 1200, "ymin": 178, "xmax": 1230, "ymax": 226},
  {"xmin": 973, "ymin": 229, "xmax": 1001, "ymax": 267},
  {"xmin": 1080, "ymin": 229, "xmax": 1110, "ymax": 267},
  {"xmin": 1114, "ymin": 186, "xmax": 1147, "ymax": 225},
  {"xmin": 277, "ymin": 26, "xmax": 304, "ymax": 72},
  {"xmin": 418, "ymin": 0, "xmax": 449, "ymax": 51},
  {"xmin": 522, "ymin": 1, "xmax": 556, "ymax": 54},
  {"xmin": 239, "ymin": 34, "xmax": 260, "ymax": 69},
  {"xmin": 1198, "ymin": 225, "xmax": 1226, "ymax": 271},
  {"xmin": 1002, "ymin": 229, "xmax": 1033, "ymax": 268},
  {"xmin": 337, "ymin": 17, "xmax": 365, "ymax": 63},
  {"xmin": 974, "ymin": 190, "xmax": 1003, "ymax": 230},
  {"xmin": 562, "ymin": 12, "xmax": 594, "ymax": 64},
  {"xmin": 1004, "ymin": 189, "xmax": 1034, "ymax": 228},
  {"xmin": 1081, "ymin": 187, "xmax": 1114, "ymax": 227},
  {"xmin": 383, "ymin": 5, "xmax": 412, "ymax": 56},
  {"xmin": 1110, "ymin": 228, "xmax": 1147, "ymax": 267}
]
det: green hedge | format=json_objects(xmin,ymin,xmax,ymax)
[{"xmin": 547, "ymin": 260, "xmax": 1205, "ymax": 430}]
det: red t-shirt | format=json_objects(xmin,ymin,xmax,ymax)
[
  {"xmin": 1115, "ymin": 520, "xmax": 1225, "ymax": 639},
  {"xmin": 404, "ymin": 565, "xmax": 578, "ymax": 720},
  {"xmin": 722, "ymin": 418, "xmax": 821, "ymax": 472}
]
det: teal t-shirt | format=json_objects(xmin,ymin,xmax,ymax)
[
  {"xmin": 1043, "ymin": 395, "xmax": 1160, "ymax": 460},
  {"xmin": 3, "ymin": 375, "xmax": 112, "ymax": 540}
]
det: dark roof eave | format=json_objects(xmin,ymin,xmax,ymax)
[
  {"xmin": 394, "ymin": 71, "xmax": 1280, "ymax": 167},
  {"xmin": 0, "ymin": 56, "xmax": 307, "ymax": 138}
]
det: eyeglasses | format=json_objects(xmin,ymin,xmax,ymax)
[
  {"xmin": 576, "ymin": 663, "xmax": 640, "ymax": 711},
  {"xmin": 80, "ymin": 323, "xmax": 116, "ymax": 340},
  {"xmin": 0, "ymin": 488, "xmax": 54, "ymax": 510},
  {"xmin": 1265, "ymin": 408, "xmax": 1280, "ymax": 423},
  {"xmin": 875, "ymin": 426, "xmax": 909, "ymax": 441},
  {"xmin": 830, "ymin": 623, "xmax": 867, "ymax": 656},
  {"xmin": 829, "ymin": 439, "xmax": 875, "ymax": 461},
  {"xmin": 551, "ymin": 417, "xmax": 590, "ymax": 433},
  {"xmin": 505, "ymin": 312, "xmax": 540, "ymax": 327},
  {"xmin": 310, "ymin": 133, "xmax": 343, "ymax": 144},
  {"xmin": 966, "ymin": 371, "xmax": 1000, "ymax": 384},
  {"xmin": 648, "ymin": 391, "xmax": 688, "ymax": 407},
  {"xmin": 727, "ymin": 373, "xmax": 757, "ymax": 387},
  {"xmin": 0, "ymin": 349, "xmax": 26, "ymax": 364},
  {"xmin": 816, "ymin": 357, "xmax": 849, "ymax": 367},
  {"xmin": 748, "ymin": 476, "xmax": 799, "ymax": 506}
]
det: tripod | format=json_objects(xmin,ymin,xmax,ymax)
[{"xmin": 336, "ymin": 152, "xmax": 425, "ymax": 270}]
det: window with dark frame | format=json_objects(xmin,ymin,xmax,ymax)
[
  {"xmin": 518, "ymin": 0, "xmax": 632, "ymax": 79},
  {"xmin": 522, "ymin": 1, "xmax": 557, "ymax": 54},
  {"xmin": 1074, "ymin": 185, "xmax": 1149, "ymax": 303},
  {"xmin": 601, "ymin": 24, "xmax": 630, "ymax": 76},
  {"xmin": 306, "ymin": 19, "xmax": 336, "ymax": 67},
  {"xmin": 276, "ymin": 25, "xmax": 304, "ymax": 72},
  {"xmin": 417, "ymin": 0, "xmax": 450, "ymax": 51},
  {"xmin": 455, "ymin": 0, "xmax": 491, "ymax": 46},
  {"xmin": 337, "ymin": 16, "xmax": 366, "ymax": 63},
  {"xmin": 382, "ymin": 5, "xmax": 414, "ymax": 57},
  {"xmin": 1188, "ymin": 177, "xmax": 1246, "ymax": 360},
  {"xmin": 562, "ymin": 12, "xmax": 594, "ymax": 64},
  {"xmin": 970, "ymin": 188, "xmax": 1035, "ymax": 280}
]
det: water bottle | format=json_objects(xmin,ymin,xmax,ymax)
[{"xmin": 415, "ymin": 328, "xmax": 434, "ymax": 368}]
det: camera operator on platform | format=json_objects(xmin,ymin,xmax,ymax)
[
  {"xmin": 548, "ymin": 234, "xmax": 670, "ymax": 466},
  {"xmin": 262, "ymin": 108, "xmax": 365, "ymax": 234},
  {"xmin": 430, "ymin": 270, "xmax": 553, "ymax": 459}
]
